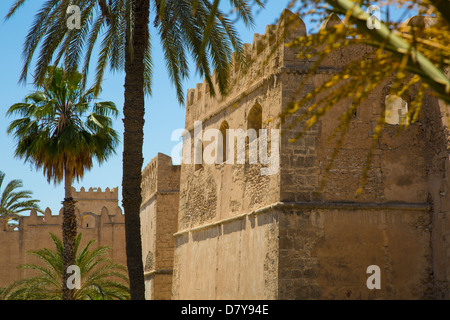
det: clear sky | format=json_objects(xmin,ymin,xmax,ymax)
[{"xmin": 0, "ymin": 0, "xmax": 294, "ymax": 214}]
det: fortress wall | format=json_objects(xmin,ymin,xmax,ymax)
[
  {"xmin": 277, "ymin": 204, "xmax": 432, "ymax": 299},
  {"xmin": 279, "ymin": 35, "xmax": 432, "ymax": 204},
  {"xmin": 315, "ymin": 78, "xmax": 429, "ymax": 203},
  {"xmin": 172, "ymin": 209, "xmax": 279, "ymax": 300},
  {"xmin": 171, "ymin": 10, "xmax": 448, "ymax": 299},
  {"xmin": 0, "ymin": 189, "xmax": 126, "ymax": 289},
  {"xmin": 140, "ymin": 153, "xmax": 180, "ymax": 300}
]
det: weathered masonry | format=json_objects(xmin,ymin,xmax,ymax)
[
  {"xmin": 2, "ymin": 10, "xmax": 449, "ymax": 300},
  {"xmin": 140, "ymin": 153, "xmax": 180, "ymax": 300},
  {"xmin": 141, "ymin": 10, "xmax": 450, "ymax": 299}
]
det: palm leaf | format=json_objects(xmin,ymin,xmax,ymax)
[{"xmin": 3, "ymin": 233, "xmax": 129, "ymax": 300}]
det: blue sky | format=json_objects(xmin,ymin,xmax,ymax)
[{"xmin": 0, "ymin": 0, "xmax": 293, "ymax": 214}]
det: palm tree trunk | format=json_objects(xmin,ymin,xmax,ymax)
[
  {"xmin": 62, "ymin": 164, "xmax": 77, "ymax": 300},
  {"xmin": 122, "ymin": 0, "xmax": 149, "ymax": 300}
]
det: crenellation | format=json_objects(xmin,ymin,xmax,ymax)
[
  {"xmin": 265, "ymin": 25, "xmax": 277, "ymax": 46},
  {"xmin": 185, "ymin": 9, "xmax": 312, "ymax": 130},
  {"xmin": 71, "ymin": 186, "xmax": 119, "ymax": 201}
]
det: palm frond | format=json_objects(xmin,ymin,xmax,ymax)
[
  {"xmin": 7, "ymin": 66, "xmax": 120, "ymax": 185},
  {"xmin": 0, "ymin": 171, "xmax": 42, "ymax": 216}
]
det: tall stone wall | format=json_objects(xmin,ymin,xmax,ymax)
[
  {"xmin": 172, "ymin": 209, "xmax": 279, "ymax": 299},
  {"xmin": 140, "ymin": 153, "xmax": 180, "ymax": 300},
  {"xmin": 277, "ymin": 204, "xmax": 432, "ymax": 299}
]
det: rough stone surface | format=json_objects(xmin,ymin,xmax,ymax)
[
  {"xmin": 140, "ymin": 153, "xmax": 180, "ymax": 300},
  {"xmin": 167, "ymin": 10, "xmax": 450, "ymax": 300}
]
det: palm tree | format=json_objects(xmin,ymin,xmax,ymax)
[
  {"xmin": 6, "ymin": 0, "xmax": 264, "ymax": 299},
  {"xmin": 6, "ymin": 67, "xmax": 120, "ymax": 300},
  {"xmin": 0, "ymin": 171, "xmax": 42, "ymax": 216},
  {"xmin": 0, "ymin": 233, "xmax": 130, "ymax": 300}
]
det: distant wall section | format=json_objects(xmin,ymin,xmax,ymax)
[{"xmin": 0, "ymin": 187, "xmax": 126, "ymax": 289}]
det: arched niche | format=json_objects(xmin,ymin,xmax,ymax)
[
  {"xmin": 81, "ymin": 213, "xmax": 96, "ymax": 229},
  {"xmin": 219, "ymin": 121, "xmax": 229, "ymax": 164},
  {"xmin": 247, "ymin": 104, "xmax": 263, "ymax": 138}
]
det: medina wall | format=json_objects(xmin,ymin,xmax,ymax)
[
  {"xmin": 172, "ymin": 208, "xmax": 279, "ymax": 300},
  {"xmin": 168, "ymin": 10, "xmax": 450, "ymax": 300},
  {"xmin": 171, "ymin": 202, "xmax": 432, "ymax": 300},
  {"xmin": 140, "ymin": 153, "xmax": 180, "ymax": 300}
]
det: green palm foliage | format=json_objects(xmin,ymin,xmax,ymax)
[
  {"xmin": 1, "ymin": 233, "xmax": 130, "ymax": 300},
  {"xmin": 6, "ymin": 66, "xmax": 119, "ymax": 299},
  {"xmin": 6, "ymin": 67, "xmax": 120, "ymax": 186},
  {"xmin": 5, "ymin": 0, "xmax": 261, "ymax": 102},
  {"xmin": 0, "ymin": 171, "xmax": 42, "ymax": 216},
  {"xmin": 6, "ymin": 0, "xmax": 264, "ymax": 299}
]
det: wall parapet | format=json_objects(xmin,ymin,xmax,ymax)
[
  {"xmin": 1, "ymin": 187, "xmax": 124, "ymax": 233},
  {"xmin": 72, "ymin": 186, "xmax": 118, "ymax": 201},
  {"xmin": 185, "ymin": 9, "xmax": 311, "ymax": 128}
]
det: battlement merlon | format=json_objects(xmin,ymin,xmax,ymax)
[{"xmin": 72, "ymin": 186, "xmax": 119, "ymax": 201}]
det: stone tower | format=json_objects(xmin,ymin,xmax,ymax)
[
  {"xmin": 0, "ymin": 187, "xmax": 126, "ymax": 289},
  {"xmin": 162, "ymin": 10, "xmax": 450, "ymax": 299},
  {"xmin": 140, "ymin": 153, "xmax": 181, "ymax": 300}
]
